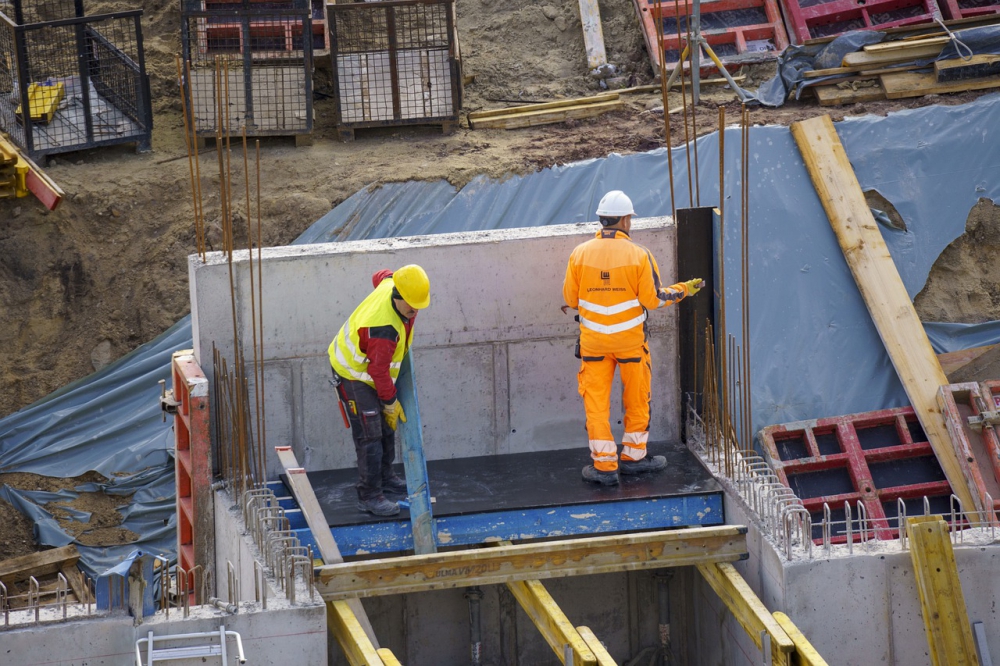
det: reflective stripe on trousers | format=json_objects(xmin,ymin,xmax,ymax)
[{"xmin": 577, "ymin": 346, "xmax": 652, "ymax": 472}]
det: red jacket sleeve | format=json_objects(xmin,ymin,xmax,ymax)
[{"xmin": 372, "ymin": 269, "xmax": 393, "ymax": 288}]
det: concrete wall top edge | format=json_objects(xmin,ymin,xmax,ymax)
[{"xmin": 187, "ymin": 216, "xmax": 675, "ymax": 267}]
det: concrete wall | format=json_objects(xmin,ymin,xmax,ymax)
[
  {"xmin": 4, "ymin": 600, "xmax": 325, "ymax": 666},
  {"xmin": 690, "ymin": 482, "xmax": 1000, "ymax": 666},
  {"xmin": 189, "ymin": 219, "xmax": 680, "ymax": 476}
]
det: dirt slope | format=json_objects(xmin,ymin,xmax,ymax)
[{"xmin": 0, "ymin": 0, "xmax": 997, "ymax": 420}]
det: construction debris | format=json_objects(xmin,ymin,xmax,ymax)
[
  {"xmin": 0, "ymin": 544, "xmax": 92, "ymax": 608},
  {"xmin": 468, "ymin": 93, "xmax": 624, "ymax": 130}
]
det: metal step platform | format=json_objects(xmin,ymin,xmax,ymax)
[{"xmin": 277, "ymin": 441, "xmax": 725, "ymax": 556}]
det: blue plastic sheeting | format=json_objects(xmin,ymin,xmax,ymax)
[
  {"xmin": 2, "ymin": 95, "xmax": 1000, "ymax": 575},
  {"xmin": 925, "ymin": 321, "xmax": 1000, "ymax": 354}
]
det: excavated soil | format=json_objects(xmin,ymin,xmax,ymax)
[{"xmin": 0, "ymin": 0, "xmax": 999, "ymax": 544}]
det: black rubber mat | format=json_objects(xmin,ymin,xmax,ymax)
[{"xmin": 290, "ymin": 441, "xmax": 722, "ymax": 527}]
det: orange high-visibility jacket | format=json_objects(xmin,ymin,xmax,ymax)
[{"xmin": 563, "ymin": 228, "xmax": 689, "ymax": 354}]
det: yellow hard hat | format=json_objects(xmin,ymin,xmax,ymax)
[{"xmin": 393, "ymin": 264, "xmax": 430, "ymax": 309}]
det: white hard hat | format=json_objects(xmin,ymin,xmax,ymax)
[{"xmin": 596, "ymin": 190, "xmax": 635, "ymax": 217}]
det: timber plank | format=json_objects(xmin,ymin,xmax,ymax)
[
  {"xmin": 469, "ymin": 93, "xmax": 620, "ymax": 120},
  {"xmin": 842, "ymin": 44, "xmax": 944, "ymax": 68},
  {"xmin": 61, "ymin": 565, "xmax": 90, "ymax": 604},
  {"xmin": 881, "ymin": 70, "xmax": 1000, "ymax": 99},
  {"xmin": 577, "ymin": 626, "xmax": 617, "ymax": 666},
  {"xmin": 790, "ymin": 115, "xmax": 982, "ymax": 522},
  {"xmin": 328, "ymin": 600, "xmax": 385, "ymax": 666},
  {"xmin": 863, "ymin": 36, "xmax": 950, "ymax": 52},
  {"xmin": 773, "ymin": 612, "xmax": 830, "ymax": 666},
  {"xmin": 316, "ymin": 526, "xmax": 747, "ymax": 600},
  {"xmin": 276, "ymin": 446, "xmax": 379, "ymax": 648},
  {"xmin": 470, "ymin": 100, "xmax": 624, "ymax": 130},
  {"xmin": 0, "ymin": 545, "xmax": 79, "ymax": 585},
  {"xmin": 578, "ymin": 0, "xmax": 607, "ymax": 70},
  {"xmin": 938, "ymin": 344, "xmax": 998, "ymax": 377},
  {"xmin": 814, "ymin": 81, "xmax": 886, "ymax": 106},
  {"xmin": 507, "ymin": 578, "xmax": 597, "ymax": 665}
]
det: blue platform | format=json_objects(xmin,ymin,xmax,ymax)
[{"xmin": 277, "ymin": 442, "xmax": 725, "ymax": 556}]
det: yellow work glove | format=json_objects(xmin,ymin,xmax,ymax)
[
  {"xmin": 382, "ymin": 399, "xmax": 407, "ymax": 431},
  {"xmin": 682, "ymin": 278, "xmax": 705, "ymax": 296}
]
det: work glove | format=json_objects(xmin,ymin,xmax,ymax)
[
  {"xmin": 683, "ymin": 278, "xmax": 705, "ymax": 296},
  {"xmin": 382, "ymin": 399, "xmax": 407, "ymax": 431}
]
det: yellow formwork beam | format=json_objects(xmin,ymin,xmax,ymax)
[
  {"xmin": 577, "ymin": 626, "xmax": 617, "ymax": 666},
  {"xmin": 773, "ymin": 613, "xmax": 829, "ymax": 666},
  {"xmin": 907, "ymin": 516, "xmax": 979, "ymax": 666},
  {"xmin": 316, "ymin": 525, "xmax": 747, "ymax": 600},
  {"xmin": 507, "ymin": 578, "xmax": 597, "ymax": 666},
  {"xmin": 696, "ymin": 562, "xmax": 794, "ymax": 665},
  {"xmin": 327, "ymin": 600, "xmax": 385, "ymax": 666},
  {"xmin": 375, "ymin": 648, "xmax": 403, "ymax": 666}
]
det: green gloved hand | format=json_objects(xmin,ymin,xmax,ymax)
[
  {"xmin": 683, "ymin": 278, "xmax": 705, "ymax": 296},
  {"xmin": 383, "ymin": 399, "xmax": 407, "ymax": 431}
]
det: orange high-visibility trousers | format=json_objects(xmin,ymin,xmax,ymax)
[{"xmin": 577, "ymin": 345, "xmax": 651, "ymax": 472}]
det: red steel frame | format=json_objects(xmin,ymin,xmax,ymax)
[
  {"xmin": 631, "ymin": 0, "xmax": 789, "ymax": 72},
  {"xmin": 938, "ymin": 0, "xmax": 1000, "ymax": 21},
  {"xmin": 938, "ymin": 380, "xmax": 1000, "ymax": 513},
  {"xmin": 761, "ymin": 407, "xmax": 955, "ymax": 544},
  {"xmin": 780, "ymin": 0, "xmax": 942, "ymax": 44},
  {"xmin": 172, "ymin": 350, "xmax": 213, "ymax": 577}
]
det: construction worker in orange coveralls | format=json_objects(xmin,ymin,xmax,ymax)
[
  {"xmin": 329, "ymin": 265, "xmax": 430, "ymax": 516},
  {"xmin": 563, "ymin": 191, "xmax": 704, "ymax": 486}
]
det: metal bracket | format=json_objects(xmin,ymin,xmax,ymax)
[
  {"xmin": 159, "ymin": 379, "xmax": 180, "ymax": 421},
  {"xmin": 967, "ymin": 410, "xmax": 1000, "ymax": 432}
]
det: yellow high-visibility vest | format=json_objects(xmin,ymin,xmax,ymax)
[{"xmin": 329, "ymin": 278, "xmax": 411, "ymax": 387}]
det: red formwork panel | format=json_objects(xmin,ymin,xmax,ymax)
[
  {"xmin": 781, "ymin": 0, "xmax": 943, "ymax": 44},
  {"xmin": 171, "ymin": 350, "xmax": 213, "ymax": 579},
  {"xmin": 939, "ymin": 0, "xmax": 1000, "ymax": 21},
  {"xmin": 938, "ymin": 380, "xmax": 1000, "ymax": 513},
  {"xmin": 760, "ymin": 407, "xmax": 957, "ymax": 544},
  {"xmin": 632, "ymin": 0, "xmax": 789, "ymax": 73}
]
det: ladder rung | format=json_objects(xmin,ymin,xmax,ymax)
[{"xmin": 150, "ymin": 645, "xmax": 224, "ymax": 660}]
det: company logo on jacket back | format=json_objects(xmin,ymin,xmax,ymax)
[{"xmin": 601, "ymin": 271, "xmax": 611, "ymax": 283}]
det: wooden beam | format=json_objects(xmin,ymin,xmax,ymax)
[
  {"xmin": 0, "ymin": 545, "xmax": 80, "ymax": 585},
  {"xmin": 61, "ymin": 565, "xmax": 91, "ymax": 604},
  {"xmin": 696, "ymin": 562, "xmax": 794, "ymax": 663},
  {"xmin": 935, "ymin": 54, "xmax": 1000, "ymax": 82},
  {"xmin": 578, "ymin": 0, "xmax": 607, "ymax": 70},
  {"xmin": 938, "ymin": 344, "xmax": 998, "ymax": 377},
  {"xmin": 881, "ymin": 69, "xmax": 1000, "ymax": 100},
  {"xmin": 375, "ymin": 649, "xmax": 402, "ymax": 666},
  {"xmin": 790, "ymin": 114, "xmax": 982, "ymax": 522},
  {"xmin": 576, "ymin": 626, "xmax": 617, "ymax": 666},
  {"xmin": 469, "ymin": 100, "xmax": 625, "ymax": 130},
  {"xmin": 507, "ymin": 578, "xmax": 597, "ymax": 666},
  {"xmin": 863, "ymin": 36, "xmax": 949, "ymax": 52},
  {"xmin": 773, "ymin": 612, "xmax": 830, "ymax": 666},
  {"xmin": 276, "ymin": 446, "xmax": 380, "ymax": 648},
  {"xmin": 842, "ymin": 44, "xmax": 944, "ymax": 68},
  {"xmin": 328, "ymin": 600, "xmax": 385, "ymax": 666},
  {"xmin": 316, "ymin": 526, "xmax": 747, "ymax": 601},
  {"xmin": 814, "ymin": 81, "xmax": 886, "ymax": 107},
  {"xmin": 469, "ymin": 93, "xmax": 619, "ymax": 120},
  {"xmin": 907, "ymin": 516, "xmax": 978, "ymax": 666}
]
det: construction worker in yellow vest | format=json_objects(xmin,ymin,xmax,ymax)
[
  {"xmin": 329, "ymin": 265, "xmax": 430, "ymax": 516},
  {"xmin": 563, "ymin": 191, "xmax": 704, "ymax": 486}
]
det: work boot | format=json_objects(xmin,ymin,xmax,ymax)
[
  {"xmin": 357, "ymin": 496, "xmax": 400, "ymax": 517},
  {"xmin": 619, "ymin": 455, "xmax": 667, "ymax": 475},
  {"xmin": 382, "ymin": 475, "xmax": 408, "ymax": 496},
  {"xmin": 582, "ymin": 465, "xmax": 620, "ymax": 486}
]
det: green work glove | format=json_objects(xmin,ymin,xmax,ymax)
[
  {"xmin": 683, "ymin": 278, "xmax": 705, "ymax": 296},
  {"xmin": 383, "ymin": 399, "xmax": 407, "ymax": 431}
]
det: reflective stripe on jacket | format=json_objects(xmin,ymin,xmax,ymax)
[
  {"xmin": 329, "ymin": 277, "xmax": 412, "ymax": 395},
  {"xmin": 563, "ymin": 228, "xmax": 688, "ymax": 354}
]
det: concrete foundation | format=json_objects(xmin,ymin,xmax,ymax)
[{"xmin": 188, "ymin": 219, "xmax": 681, "ymax": 477}]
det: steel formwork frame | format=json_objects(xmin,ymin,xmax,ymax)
[
  {"xmin": 328, "ymin": 0, "xmax": 461, "ymax": 141},
  {"xmin": 180, "ymin": 0, "xmax": 314, "ymax": 137},
  {"xmin": 0, "ymin": 2, "xmax": 152, "ymax": 160}
]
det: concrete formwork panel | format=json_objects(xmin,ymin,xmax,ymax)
[{"xmin": 189, "ymin": 219, "xmax": 680, "ymax": 473}]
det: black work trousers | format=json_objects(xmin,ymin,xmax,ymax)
[{"xmin": 334, "ymin": 372, "xmax": 397, "ymax": 501}]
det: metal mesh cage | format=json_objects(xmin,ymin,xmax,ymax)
[
  {"xmin": 181, "ymin": 0, "xmax": 313, "ymax": 136},
  {"xmin": 329, "ymin": 0, "xmax": 459, "ymax": 130},
  {"xmin": 0, "ymin": 5, "xmax": 152, "ymax": 159}
]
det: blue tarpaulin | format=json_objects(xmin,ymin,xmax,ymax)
[{"xmin": 2, "ymin": 95, "xmax": 999, "ymax": 575}]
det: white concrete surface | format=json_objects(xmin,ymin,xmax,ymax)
[{"xmin": 189, "ymin": 219, "xmax": 681, "ymax": 475}]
